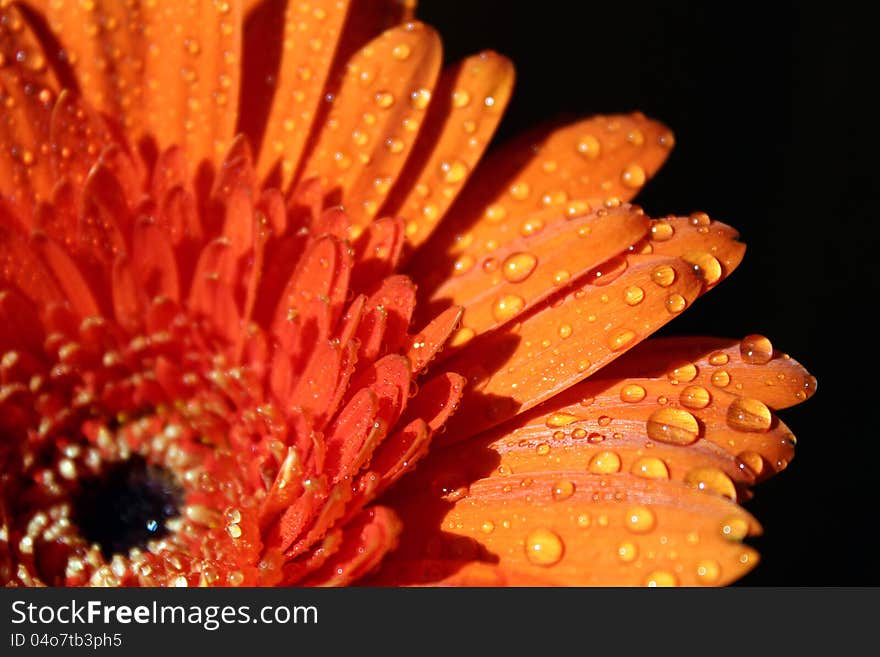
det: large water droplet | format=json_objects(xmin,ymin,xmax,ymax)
[
  {"xmin": 588, "ymin": 451, "xmax": 621, "ymax": 474},
  {"xmin": 646, "ymin": 408, "xmax": 700, "ymax": 445},
  {"xmin": 492, "ymin": 294, "xmax": 525, "ymax": 322},
  {"xmin": 630, "ymin": 456, "xmax": 670, "ymax": 480},
  {"xmin": 625, "ymin": 506, "xmax": 656, "ymax": 533},
  {"xmin": 502, "ymin": 252, "xmax": 538, "ymax": 283},
  {"xmin": 620, "ymin": 383, "xmax": 647, "ymax": 403},
  {"xmin": 679, "ymin": 385, "xmax": 711, "ymax": 409},
  {"xmin": 740, "ymin": 334, "xmax": 773, "ymax": 364},
  {"xmin": 524, "ymin": 528, "xmax": 564, "ymax": 566},
  {"xmin": 726, "ymin": 398, "xmax": 772, "ymax": 432},
  {"xmin": 684, "ymin": 467, "xmax": 737, "ymax": 499}
]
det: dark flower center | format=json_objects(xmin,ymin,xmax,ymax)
[{"xmin": 71, "ymin": 456, "xmax": 183, "ymax": 559}]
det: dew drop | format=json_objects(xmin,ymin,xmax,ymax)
[
  {"xmin": 481, "ymin": 520, "xmax": 495, "ymax": 534},
  {"xmin": 679, "ymin": 385, "xmax": 711, "ymax": 409},
  {"xmin": 492, "ymin": 294, "xmax": 525, "ymax": 322},
  {"xmin": 696, "ymin": 559, "xmax": 721, "ymax": 584},
  {"xmin": 576, "ymin": 134, "xmax": 601, "ymax": 159},
  {"xmin": 546, "ymin": 413, "xmax": 579, "ymax": 428},
  {"xmin": 740, "ymin": 334, "xmax": 774, "ymax": 364},
  {"xmin": 392, "ymin": 43, "xmax": 411, "ymax": 60},
  {"xmin": 625, "ymin": 506, "xmax": 656, "ymax": 533},
  {"xmin": 502, "ymin": 252, "xmax": 538, "ymax": 283},
  {"xmin": 524, "ymin": 528, "xmax": 564, "ymax": 566},
  {"xmin": 588, "ymin": 451, "xmax": 621, "ymax": 474},
  {"xmin": 621, "ymin": 163, "xmax": 646, "ymax": 189},
  {"xmin": 726, "ymin": 398, "xmax": 772, "ymax": 432},
  {"xmin": 668, "ymin": 363, "xmax": 698, "ymax": 384},
  {"xmin": 708, "ymin": 351, "xmax": 730, "ymax": 366},
  {"xmin": 451, "ymin": 89, "xmax": 470, "ymax": 108},
  {"xmin": 720, "ymin": 516, "xmax": 750, "ymax": 541},
  {"xmin": 620, "ymin": 383, "xmax": 647, "ymax": 403},
  {"xmin": 651, "ymin": 221, "xmax": 675, "ymax": 241},
  {"xmin": 484, "ymin": 204, "xmax": 507, "ymax": 222},
  {"xmin": 608, "ymin": 329, "xmax": 636, "ymax": 352},
  {"xmin": 685, "ymin": 467, "xmax": 737, "ymax": 499},
  {"xmin": 651, "ymin": 264, "xmax": 676, "ymax": 287},
  {"xmin": 624, "ymin": 285, "xmax": 645, "ymax": 306},
  {"xmin": 374, "ymin": 91, "xmax": 395, "ymax": 108},
  {"xmin": 630, "ymin": 456, "xmax": 670, "ymax": 480},
  {"xmin": 617, "ymin": 541, "xmax": 638, "ymax": 562},
  {"xmin": 558, "ymin": 323, "xmax": 573, "ymax": 339},
  {"xmin": 711, "ymin": 370, "xmax": 731, "ymax": 388},
  {"xmin": 736, "ymin": 450, "xmax": 765, "ymax": 476},
  {"xmin": 689, "ymin": 211, "xmax": 711, "ymax": 227},
  {"xmin": 682, "ymin": 251, "xmax": 722, "ymax": 285},
  {"xmin": 645, "ymin": 570, "xmax": 679, "ymax": 587},
  {"xmin": 665, "ymin": 293, "xmax": 687, "ymax": 314},
  {"xmin": 552, "ymin": 480, "xmax": 575, "ymax": 500},
  {"xmin": 646, "ymin": 407, "xmax": 700, "ymax": 445},
  {"xmin": 439, "ymin": 159, "xmax": 468, "ymax": 184}
]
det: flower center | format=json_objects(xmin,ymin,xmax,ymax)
[{"xmin": 70, "ymin": 455, "xmax": 183, "ymax": 560}]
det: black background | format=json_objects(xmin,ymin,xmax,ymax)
[{"xmin": 419, "ymin": 0, "xmax": 874, "ymax": 585}]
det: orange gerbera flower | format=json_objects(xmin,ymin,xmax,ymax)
[{"xmin": 0, "ymin": 0, "xmax": 815, "ymax": 587}]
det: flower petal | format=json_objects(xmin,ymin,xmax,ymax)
[
  {"xmin": 297, "ymin": 22, "xmax": 442, "ymax": 227},
  {"xmin": 405, "ymin": 305, "xmax": 462, "ymax": 374},
  {"xmin": 408, "ymin": 112, "xmax": 673, "ymax": 290},
  {"xmin": 381, "ymin": 467, "xmax": 760, "ymax": 586},
  {"xmin": 300, "ymin": 506, "xmax": 401, "ymax": 586},
  {"xmin": 422, "ymin": 204, "xmax": 650, "ymax": 347},
  {"xmin": 380, "ymin": 51, "xmax": 515, "ymax": 253},
  {"xmin": 438, "ymin": 254, "xmax": 704, "ymax": 443},
  {"xmin": 42, "ymin": 0, "xmax": 243, "ymax": 169},
  {"xmin": 603, "ymin": 336, "xmax": 817, "ymax": 411},
  {"xmin": 244, "ymin": 0, "xmax": 351, "ymax": 186}
]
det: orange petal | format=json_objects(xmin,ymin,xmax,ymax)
[
  {"xmin": 380, "ymin": 51, "xmax": 515, "ymax": 253},
  {"xmin": 439, "ymin": 254, "xmax": 704, "ymax": 443},
  {"xmin": 408, "ymin": 112, "xmax": 673, "ymax": 289},
  {"xmin": 351, "ymin": 216, "xmax": 405, "ymax": 294},
  {"xmin": 381, "ymin": 468, "xmax": 759, "ymax": 586},
  {"xmin": 0, "ymin": 4, "xmax": 59, "ymax": 212},
  {"xmin": 405, "ymin": 305, "xmax": 462, "ymax": 373},
  {"xmin": 603, "ymin": 336, "xmax": 817, "ymax": 410},
  {"xmin": 301, "ymin": 506, "xmax": 401, "ymax": 586},
  {"xmin": 361, "ymin": 274, "xmax": 417, "ymax": 355},
  {"xmin": 244, "ymin": 0, "xmax": 351, "ymax": 186},
  {"xmin": 422, "ymin": 204, "xmax": 650, "ymax": 346},
  {"xmin": 44, "ymin": 0, "xmax": 242, "ymax": 169},
  {"xmin": 643, "ymin": 215, "xmax": 745, "ymax": 290},
  {"xmin": 297, "ymin": 22, "xmax": 442, "ymax": 227}
]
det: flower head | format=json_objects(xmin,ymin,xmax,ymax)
[{"xmin": 0, "ymin": 0, "xmax": 815, "ymax": 586}]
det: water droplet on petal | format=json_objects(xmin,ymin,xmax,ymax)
[
  {"xmin": 492, "ymin": 294, "xmax": 525, "ymax": 322},
  {"xmin": 644, "ymin": 570, "xmax": 678, "ymax": 587},
  {"xmin": 608, "ymin": 329, "xmax": 636, "ymax": 352},
  {"xmin": 740, "ymin": 334, "xmax": 773, "ymax": 364},
  {"xmin": 646, "ymin": 408, "xmax": 700, "ymax": 445},
  {"xmin": 588, "ymin": 451, "xmax": 621, "ymax": 474},
  {"xmin": 665, "ymin": 293, "xmax": 687, "ymax": 314},
  {"xmin": 576, "ymin": 134, "xmax": 601, "ymax": 159},
  {"xmin": 726, "ymin": 398, "xmax": 772, "ymax": 432},
  {"xmin": 552, "ymin": 480, "xmax": 575, "ymax": 500},
  {"xmin": 720, "ymin": 516, "xmax": 750, "ymax": 541},
  {"xmin": 682, "ymin": 251, "xmax": 722, "ymax": 285},
  {"xmin": 524, "ymin": 528, "xmax": 564, "ymax": 566},
  {"xmin": 621, "ymin": 163, "xmax": 646, "ymax": 188},
  {"xmin": 630, "ymin": 456, "xmax": 670, "ymax": 480},
  {"xmin": 679, "ymin": 385, "xmax": 711, "ymax": 409},
  {"xmin": 651, "ymin": 264, "xmax": 676, "ymax": 287},
  {"xmin": 625, "ymin": 506, "xmax": 656, "ymax": 533},
  {"xmin": 502, "ymin": 252, "xmax": 538, "ymax": 283},
  {"xmin": 651, "ymin": 220, "xmax": 674, "ymax": 241},
  {"xmin": 620, "ymin": 384, "xmax": 647, "ymax": 403},
  {"xmin": 708, "ymin": 351, "xmax": 729, "ymax": 366},
  {"xmin": 624, "ymin": 285, "xmax": 645, "ymax": 306},
  {"xmin": 685, "ymin": 467, "xmax": 737, "ymax": 499},
  {"xmin": 696, "ymin": 559, "xmax": 721, "ymax": 584},
  {"xmin": 617, "ymin": 541, "xmax": 638, "ymax": 562},
  {"xmin": 736, "ymin": 450, "xmax": 765, "ymax": 476},
  {"xmin": 711, "ymin": 370, "xmax": 731, "ymax": 388},
  {"xmin": 546, "ymin": 413, "xmax": 579, "ymax": 428}
]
